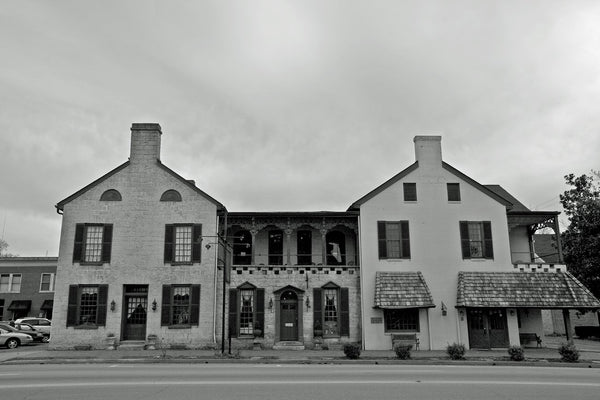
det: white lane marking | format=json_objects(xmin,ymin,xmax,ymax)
[
  {"xmin": 0, "ymin": 373, "xmax": 19, "ymax": 376},
  {"xmin": 0, "ymin": 380, "xmax": 599, "ymax": 389}
]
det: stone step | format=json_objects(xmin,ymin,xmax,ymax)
[
  {"xmin": 272, "ymin": 341, "xmax": 305, "ymax": 351},
  {"xmin": 118, "ymin": 340, "xmax": 146, "ymax": 350}
]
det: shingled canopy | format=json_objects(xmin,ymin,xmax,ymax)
[
  {"xmin": 374, "ymin": 271, "xmax": 435, "ymax": 309},
  {"xmin": 456, "ymin": 271, "xmax": 600, "ymax": 309}
]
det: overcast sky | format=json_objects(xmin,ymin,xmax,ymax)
[{"xmin": 1, "ymin": 0, "xmax": 599, "ymax": 257}]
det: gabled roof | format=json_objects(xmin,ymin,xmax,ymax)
[
  {"xmin": 441, "ymin": 163, "xmax": 512, "ymax": 208},
  {"xmin": 374, "ymin": 271, "xmax": 435, "ymax": 309},
  {"xmin": 456, "ymin": 271, "xmax": 600, "ymax": 309},
  {"xmin": 484, "ymin": 184, "xmax": 530, "ymax": 212},
  {"xmin": 55, "ymin": 160, "xmax": 226, "ymax": 212}
]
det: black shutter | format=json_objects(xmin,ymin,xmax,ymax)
[
  {"xmin": 377, "ymin": 221, "xmax": 387, "ymax": 259},
  {"xmin": 459, "ymin": 221, "xmax": 470, "ymax": 258},
  {"xmin": 340, "ymin": 288, "xmax": 350, "ymax": 336},
  {"xmin": 161, "ymin": 285, "xmax": 171, "ymax": 326},
  {"xmin": 403, "ymin": 183, "xmax": 417, "ymax": 201},
  {"xmin": 96, "ymin": 285, "xmax": 108, "ymax": 326},
  {"xmin": 313, "ymin": 288, "xmax": 322, "ymax": 334},
  {"xmin": 256, "ymin": 288, "xmax": 265, "ymax": 337},
  {"xmin": 73, "ymin": 224, "xmax": 84, "ymax": 263},
  {"xmin": 192, "ymin": 224, "xmax": 202, "ymax": 262},
  {"xmin": 228, "ymin": 289, "xmax": 238, "ymax": 338},
  {"xmin": 401, "ymin": 221, "xmax": 410, "ymax": 258},
  {"xmin": 483, "ymin": 221, "xmax": 494, "ymax": 259},
  {"xmin": 164, "ymin": 225, "xmax": 174, "ymax": 263},
  {"xmin": 101, "ymin": 224, "xmax": 113, "ymax": 263},
  {"xmin": 66, "ymin": 285, "xmax": 79, "ymax": 327},
  {"xmin": 190, "ymin": 284, "xmax": 201, "ymax": 325}
]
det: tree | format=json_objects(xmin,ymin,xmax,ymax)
[
  {"xmin": 559, "ymin": 172, "xmax": 600, "ymax": 299},
  {"xmin": 0, "ymin": 238, "xmax": 18, "ymax": 257}
]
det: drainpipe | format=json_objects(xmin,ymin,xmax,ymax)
[{"xmin": 212, "ymin": 213, "xmax": 220, "ymax": 344}]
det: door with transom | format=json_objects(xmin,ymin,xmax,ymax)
[
  {"xmin": 280, "ymin": 290, "xmax": 298, "ymax": 341},
  {"xmin": 122, "ymin": 285, "xmax": 148, "ymax": 341}
]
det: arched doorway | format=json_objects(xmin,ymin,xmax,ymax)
[
  {"xmin": 326, "ymin": 231, "xmax": 346, "ymax": 265},
  {"xmin": 280, "ymin": 290, "xmax": 299, "ymax": 341}
]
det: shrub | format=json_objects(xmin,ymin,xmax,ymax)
[
  {"xmin": 558, "ymin": 342, "xmax": 579, "ymax": 362},
  {"xmin": 446, "ymin": 343, "xmax": 466, "ymax": 360},
  {"xmin": 394, "ymin": 344, "xmax": 411, "ymax": 360},
  {"xmin": 343, "ymin": 343, "xmax": 361, "ymax": 359},
  {"xmin": 507, "ymin": 345, "xmax": 525, "ymax": 361}
]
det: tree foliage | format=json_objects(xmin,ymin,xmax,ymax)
[
  {"xmin": 0, "ymin": 239, "xmax": 18, "ymax": 257},
  {"xmin": 559, "ymin": 172, "xmax": 600, "ymax": 298}
]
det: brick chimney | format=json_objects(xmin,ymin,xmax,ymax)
[
  {"xmin": 413, "ymin": 135, "xmax": 442, "ymax": 167},
  {"xmin": 130, "ymin": 123, "xmax": 162, "ymax": 164}
]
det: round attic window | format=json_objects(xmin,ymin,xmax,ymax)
[
  {"xmin": 160, "ymin": 189, "xmax": 182, "ymax": 202},
  {"xmin": 100, "ymin": 189, "xmax": 122, "ymax": 201}
]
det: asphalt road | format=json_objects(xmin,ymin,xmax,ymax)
[{"xmin": 0, "ymin": 363, "xmax": 599, "ymax": 400}]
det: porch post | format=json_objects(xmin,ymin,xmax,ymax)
[
  {"xmin": 320, "ymin": 228, "xmax": 327, "ymax": 265},
  {"xmin": 285, "ymin": 228, "xmax": 292, "ymax": 265},
  {"xmin": 562, "ymin": 309, "xmax": 573, "ymax": 341},
  {"xmin": 554, "ymin": 216, "xmax": 564, "ymax": 263},
  {"xmin": 250, "ymin": 229, "xmax": 258, "ymax": 265},
  {"xmin": 527, "ymin": 226, "xmax": 535, "ymax": 262}
]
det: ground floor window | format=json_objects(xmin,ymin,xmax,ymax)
[
  {"xmin": 313, "ymin": 283, "xmax": 350, "ymax": 337},
  {"xmin": 229, "ymin": 283, "xmax": 264, "ymax": 337},
  {"xmin": 384, "ymin": 308, "xmax": 419, "ymax": 332},
  {"xmin": 66, "ymin": 284, "xmax": 108, "ymax": 327},
  {"xmin": 161, "ymin": 284, "xmax": 201, "ymax": 327}
]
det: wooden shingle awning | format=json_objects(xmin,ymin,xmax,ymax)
[
  {"xmin": 457, "ymin": 271, "xmax": 600, "ymax": 309},
  {"xmin": 374, "ymin": 271, "xmax": 435, "ymax": 309},
  {"xmin": 7, "ymin": 300, "xmax": 32, "ymax": 311}
]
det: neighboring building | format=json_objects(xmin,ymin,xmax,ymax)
[
  {"xmin": 51, "ymin": 125, "xmax": 599, "ymax": 350},
  {"xmin": 350, "ymin": 136, "xmax": 600, "ymax": 350},
  {"xmin": 0, "ymin": 257, "xmax": 57, "ymax": 321}
]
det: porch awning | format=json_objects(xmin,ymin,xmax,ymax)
[
  {"xmin": 456, "ymin": 271, "xmax": 600, "ymax": 309},
  {"xmin": 374, "ymin": 271, "xmax": 435, "ymax": 309},
  {"xmin": 40, "ymin": 299, "xmax": 54, "ymax": 310},
  {"xmin": 7, "ymin": 300, "xmax": 32, "ymax": 311}
]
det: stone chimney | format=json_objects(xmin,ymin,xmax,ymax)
[
  {"xmin": 130, "ymin": 123, "xmax": 162, "ymax": 164},
  {"xmin": 413, "ymin": 135, "xmax": 442, "ymax": 167}
]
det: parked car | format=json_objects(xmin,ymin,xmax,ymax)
[
  {"xmin": 15, "ymin": 318, "xmax": 51, "ymax": 336},
  {"xmin": 0, "ymin": 326, "xmax": 33, "ymax": 349},
  {"xmin": 0, "ymin": 323, "xmax": 45, "ymax": 342}
]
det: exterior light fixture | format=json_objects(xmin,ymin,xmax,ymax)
[
  {"xmin": 152, "ymin": 299, "xmax": 158, "ymax": 312},
  {"xmin": 441, "ymin": 302, "xmax": 447, "ymax": 316},
  {"xmin": 306, "ymin": 296, "xmax": 311, "ymax": 309},
  {"xmin": 110, "ymin": 300, "xmax": 116, "ymax": 312},
  {"xmin": 268, "ymin": 298, "xmax": 273, "ymax": 310}
]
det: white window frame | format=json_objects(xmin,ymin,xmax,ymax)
[
  {"xmin": 40, "ymin": 273, "xmax": 56, "ymax": 292},
  {"xmin": 0, "ymin": 273, "xmax": 22, "ymax": 293}
]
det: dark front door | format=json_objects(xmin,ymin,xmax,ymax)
[
  {"xmin": 280, "ymin": 291, "xmax": 298, "ymax": 341},
  {"xmin": 123, "ymin": 285, "xmax": 148, "ymax": 340},
  {"xmin": 467, "ymin": 308, "xmax": 509, "ymax": 349}
]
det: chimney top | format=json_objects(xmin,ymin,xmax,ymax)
[
  {"xmin": 413, "ymin": 135, "xmax": 442, "ymax": 166},
  {"xmin": 131, "ymin": 123, "xmax": 162, "ymax": 132},
  {"xmin": 130, "ymin": 123, "xmax": 162, "ymax": 164}
]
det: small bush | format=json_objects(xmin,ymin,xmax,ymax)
[
  {"xmin": 507, "ymin": 345, "xmax": 525, "ymax": 361},
  {"xmin": 343, "ymin": 343, "xmax": 361, "ymax": 359},
  {"xmin": 394, "ymin": 344, "xmax": 411, "ymax": 360},
  {"xmin": 446, "ymin": 343, "xmax": 466, "ymax": 360},
  {"xmin": 558, "ymin": 342, "xmax": 579, "ymax": 362}
]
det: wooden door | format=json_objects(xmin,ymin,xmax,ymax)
[
  {"xmin": 123, "ymin": 285, "xmax": 148, "ymax": 341},
  {"xmin": 280, "ymin": 291, "xmax": 298, "ymax": 341},
  {"xmin": 467, "ymin": 308, "xmax": 509, "ymax": 349}
]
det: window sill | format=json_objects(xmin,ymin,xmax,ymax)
[
  {"xmin": 380, "ymin": 258, "xmax": 410, "ymax": 262},
  {"xmin": 448, "ymin": 201, "xmax": 461, "ymax": 204},
  {"xmin": 465, "ymin": 258, "xmax": 492, "ymax": 262},
  {"xmin": 403, "ymin": 200, "xmax": 417, "ymax": 204},
  {"xmin": 168, "ymin": 262, "xmax": 195, "ymax": 266},
  {"xmin": 77, "ymin": 262, "xmax": 106, "ymax": 266},
  {"xmin": 39, "ymin": 290, "xmax": 54, "ymax": 293},
  {"xmin": 73, "ymin": 325, "xmax": 99, "ymax": 330},
  {"xmin": 167, "ymin": 325, "xmax": 193, "ymax": 329}
]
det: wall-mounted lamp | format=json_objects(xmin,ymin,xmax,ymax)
[
  {"xmin": 268, "ymin": 298, "xmax": 273, "ymax": 310},
  {"xmin": 459, "ymin": 309, "xmax": 465, "ymax": 321},
  {"xmin": 152, "ymin": 299, "xmax": 157, "ymax": 312},
  {"xmin": 509, "ymin": 309, "xmax": 515, "ymax": 316},
  {"xmin": 441, "ymin": 302, "xmax": 447, "ymax": 316},
  {"xmin": 110, "ymin": 300, "xmax": 116, "ymax": 312},
  {"xmin": 306, "ymin": 296, "xmax": 311, "ymax": 309}
]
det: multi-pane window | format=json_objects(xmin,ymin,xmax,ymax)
[
  {"xmin": 403, "ymin": 183, "xmax": 417, "ymax": 201},
  {"xmin": 164, "ymin": 224, "xmax": 202, "ymax": 264},
  {"xmin": 239, "ymin": 289, "xmax": 254, "ymax": 335},
  {"xmin": 313, "ymin": 285, "xmax": 350, "ymax": 338},
  {"xmin": 40, "ymin": 273, "xmax": 56, "ymax": 292},
  {"xmin": 323, "ymin": 288, "xmax": 339, "ymax": 337},
  {"xmin": 73, "ymin": 224, "xmax": 113, "ymax": 264},
  {"xmin": 160, "ymin": 284, "xmax": 200, "ymax": 326},
  {"xmin": 377, "ymin": 221, "xmax": 410, "ymax": 259},
  {"xmin": 384, "ymin": 308, "xmax": 419, "ymax": 332},
  {"xmin": 447, "ymin": 183, "xmax": 461, "ymax": 201},
  {"xmin": 172, "ymin": 286, "xmax": 191, "ymax": 325},
  {"xmin": 0, "ymin": 273, "xmax": 21, "ymax": 293},
  {"xmin": 459, "ymin": 221, "xmax": 493, "ymax": 259},
  {"xmin": 66, "ymin": 284, "xmax": 108, "ymax": 327}
]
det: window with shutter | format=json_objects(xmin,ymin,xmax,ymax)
[
  {"xmin": 66, "ymin": 284, "xmax": 109, "ymax": 327},
  {"xmin": 73, "ymin": 224, "xmax": 113, "ymax": 264},
  {"xmin": 314, "ymin": 283, "xmax": 345, "ymax": 338},
  {"xmin": 403, "ymin": 182, "xmax": 417, "ymax": 201},
  {"xmin": 377, "ymin": 221, "xmax": 411, "ymax": 259},
  {"xmin": 232, "ymin": 283, "xmax": 263, "ymax": 337},
  {"xmin": 459, "ymin": 221, "xmax": 493, "ymax": 259},
  {"xmin": 164, "ymin": 224, "xmax": 202, "ymax": 264}
]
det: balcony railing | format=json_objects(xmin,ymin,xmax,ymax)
[
  {"xmin": 232, "ymin": 252, "xmax": 358, "ymax": 267},
  {"xmin": 512, "ymin": 262, "xmax": 566, "ymax": 273}
]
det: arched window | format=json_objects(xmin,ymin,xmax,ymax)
[
  {"xmin": 100, "ymin": 189, "xmax": 122, "ymax": 201},
  {"xmin": 233, "ymin": 230, "xmax": 252, "ymax": 265},
  {"xmin": 160, "ymin": 190, "xmax": 182, "ymax": 202}
]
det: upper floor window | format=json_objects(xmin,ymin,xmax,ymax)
[
  {"xmin": 100, "ymin": 189, "xmax": 122, "ymax": 201},
  {"xmin": 161, "ymin": 284, "xmax": 200, "ymax": 327},
  {"xmin": 164, "ymin": 224, "xmax": 202, "ymax": 264},
  {"xmin": 377, "ymin": 221, "xmax": 410, "ymax": 259},
  {"xmin": 229, "ymin": 283, "xmax": 264, "ymax": 337},
  {"xmin": 403, "ymin": 183, "xmax": 417, "ymax": 201},
  {"xmin": 73, "ymin": 224, "xmax": 113, "ymax": 264},
  {"xmin": 460, "ymin": 221, "xmax": 493, "ymax": 259},
  {"xmin": 66, "ymin": 284, "xmax": 108, "ymax": 327},
  {"xmin": 160, "ymin": 190, "xmax": 182, "ymax": 202},
  {"xmin": 447, "ymin": 183, "xmax": 461, "ymax": 201},
  {"xmin": 0, "ymin": 273, "xmax": 21, "ymax": 293},
  {"xmin": 313, "ymin": 283, "xmax": 350, "ymax": 338},
  {"xmin": 384, "ymin": 308, "xmax": 419, "ymax": 332},
  {"xmin": 40, "ymin": 273, "xmax": 56, "ymax": 292}
]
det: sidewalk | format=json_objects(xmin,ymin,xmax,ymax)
[{"xmin": 1, "ymin": 336, "xmax": 599, "ymax": 366}]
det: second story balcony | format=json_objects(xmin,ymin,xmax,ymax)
[{"xmin": 223, "ymin": 212, "xmax": 359, "ymax": 267}]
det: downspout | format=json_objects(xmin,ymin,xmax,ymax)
[
  {"xmin": 357, "ymin": 213, "xmax": 366, "ymax": 350},
  {"xmin": 212, "ymin": 212, "xmax": 220, "ymax": 344}
]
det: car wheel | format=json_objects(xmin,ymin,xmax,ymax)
[
  {"xmin": 42, "ymin": 336, "xmax": 50, "ymax": 343},
  {"xmin": 6, "ymin": 338, "xmax": 20, "ymax": 349}
]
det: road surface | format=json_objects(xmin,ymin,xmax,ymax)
[{"xmin": 0, "ymin": 363, "xmax": 598, "ymax": 399}]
